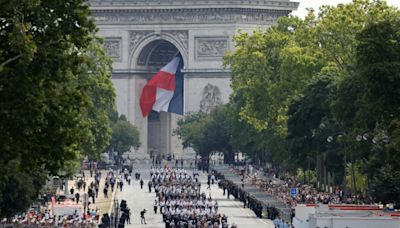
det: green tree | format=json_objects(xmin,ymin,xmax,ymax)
[
  {"xmin": 371, "ymin": 164, "xmax": 400, "ymax": 204},
  {"xmin": 0, "ymin": 161, "xmax": 47, "ymax": 217},
  {"xmin": 227, "ymin": 91, "xmax": 273, "ymax": 166},
  {"xmin": 175, "ymin": 107, "xmax": 237, "ymax": 169},
  {"xmin": 225, "ymin": 0, "xmax": 400, "ymax": 179},
  {"xmin": 175, "ymin": 112, "xmax": 207, "ymax": 150},
  {"xmin": 225, "ymin": 15, "xmax": 325, "ymax": 134},
  {"xmin": 176, "ymin": 112, "xmax": 213, "ymax": 169},
  {"xmin": 0, "ymin": 0, "xmax": 115, "ymax": 216},
  {"xmin": 204, "ymin": 106, "xmax": 235, "ymax": 164},
  {"xmin": 354, "ymin": 16, "xmax": 400, "ymax": 202},
  {"xmin": 109, "ymin": 115, "xmax": 141, "ymax": 165},
  {"xmin": 287, "ymin": 77, "xmax": 340, "ymax": 174},
  {"xmin": 79, "ymin": 40, "xmax": 115, "ymax": 161}
]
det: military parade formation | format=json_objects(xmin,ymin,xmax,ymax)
[{"xmin": 149, "ymin": 167, "xmax": 236, "ymax": 228}]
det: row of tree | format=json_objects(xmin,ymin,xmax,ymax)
[
  {"xmin": 176, "ymin": 0, "xmax": 400, "ymax": 204},
  {"xmin": 0, "ymin": 0, "xmax": 140, "ymax": 217}
]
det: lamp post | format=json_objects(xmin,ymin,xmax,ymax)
[
  {"xmin": 327, "ymin": 132, "xmax": 346, "ymax": 198},
  {"xmin": 354, "ymin": 131, "xmax": 390, "ymax": 203},
  {"xmin": 313, "ymin": 122, "xmax": 327, "ymax": 191},
  {"xmin": 353, "ymin": 132, "xmax": 372, "ymax": 202},
  {"xmin": 327, "ymin": 130, "xmax": 390, "ymax": 203}
]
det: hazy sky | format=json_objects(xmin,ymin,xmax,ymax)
[{"xmin": 291, "ymin": 0, "xmax": 400, "ymax": 18}]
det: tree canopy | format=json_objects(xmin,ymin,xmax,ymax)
[
  {"xmin": 0, "ymin": 0, "xmax": 115, "ymax": 217},
  {"xmin": 178, "ymin": 0, "xmax": 400, "ymax": 203},
  {"xmin": 353, "ymin": 16, "xmax": 400, "ymax": 203},
  {"xmin": 109, "ymin": 114, "xmax": 141, "ymax": 165}
]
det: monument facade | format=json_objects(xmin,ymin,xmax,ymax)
[{"xmin": 89, "ymin": 0, "xmax": 299, "ymax": 159}]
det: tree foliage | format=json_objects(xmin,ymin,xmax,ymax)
[
  {"xmin": 176, "ymin": 106, "xmax": 240, "ymax": 165},
  {"xmin": 175, "ymin": 112, "xmax": 207, "ymax": 151},
  {"xmin": 287, "ymin": 77, "xmax": 338, "ymax": 170},
  {"xmin": 353, "ymin": 16, "xmax": 400, "ymax": 201},
  {"xmin": 109, "ymin": 114, "xmax": 141, "ymax": 164},
  {"xmin": 185, "ymin": 0, "xmax": 400, "ymax": 202},
  {"xmin": 0, "ymin": 0, "xmax": 115, "ymax": 216},
  {"xmin": 79, "ymin": 41, "xmax": 115, "ymax": 160}
]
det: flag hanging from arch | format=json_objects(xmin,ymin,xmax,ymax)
[{"xmin": 139, "ymin": 55, "xmax": 184, "ymax": 117}]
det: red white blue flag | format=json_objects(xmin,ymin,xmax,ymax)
[{"xmin": 140, "ymin": 55, "xmax": 184, "ymax": 117}]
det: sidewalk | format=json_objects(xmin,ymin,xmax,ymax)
[
  {"xmin": 57, "ymin": 170, "xmax": 116, "ymax": 217},
  {"xmin": 198, "ymin": 173, "xmax": 275, "ymax": 228}
]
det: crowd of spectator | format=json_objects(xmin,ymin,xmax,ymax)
[
  {"xmin": 239, "ymin": 165, "xmax": 345, "ymax": 209},
  {"xmin": 1, "ymin": 208, "xmax": 99, "ymax": 227}
]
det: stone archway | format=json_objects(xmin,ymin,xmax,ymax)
[
  {"xmin": 93, "ymin": 0, "xmax": 298, "ymax": 161},
  {"xmin": 129, "ymin": 32, "xmax": 188, "ymax": 71},
  {"xmin": 136, "ymin": 39, "xmax": 182, "ymax": 161}
]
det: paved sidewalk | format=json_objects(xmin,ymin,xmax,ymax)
[{"xmin": 59, "ymin": 170, "xmax": 116, "ymax": 216}]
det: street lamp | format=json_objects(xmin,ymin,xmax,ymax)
[
  {"xmin": 356, "ymin": 132, "xmax": 370, "ymax": 142},
  {"xmin": 355, "ymin": 131, "xmax": 390, "ymax": 202},
  {"xmin": 326, "ymin": 132, "xmax": 347, "ymax": 197},
  {"xmin": 356, "ymin": 131, "xmax": 389, "ymax": 144},
  {"xmin": 314, "ymin": 122, "xmax": 330, "ymax": 191}
]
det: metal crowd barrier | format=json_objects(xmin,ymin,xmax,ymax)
[{"xmin": 212, "ymin": 164, "xmax": 293, "ymax": 223}]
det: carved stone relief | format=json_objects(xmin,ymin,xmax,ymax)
[
  {"xmin": 200, "ymin": 83, "xmax": 223, "ymax": 113},
  {"xmin": 129, "ymin": 31, "xmax": 152, "ymax": 56},
  {"xmin": 104, "ymin": 38, "xmax": 122, "ymax": 61},
  {"xmin": 195, "ymin": 37, "xmax": 228, "ymax": 60},
  {"xmin": 166, "ymin": 30, "xmax": 188, "ymax": 52},
  {"xmin": 92, "ymin": 9, "xmax": 282, "ymax": 25},
  {"xmin": 89, "ymin": 0, "xmax": 298, "ymax": 9}
]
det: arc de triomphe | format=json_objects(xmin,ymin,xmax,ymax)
[{"xmin": 89, "ymin": 0, "xmax": 298, "ymax": 159}]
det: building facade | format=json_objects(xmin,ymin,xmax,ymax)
[{"xmin": 89, "ymin": 0, "xmax": 299, "ymax": 160}]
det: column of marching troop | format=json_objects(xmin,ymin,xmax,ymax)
[{"xmin": 150, "ymin": 167, "xmax": 233, "ymax": 228}]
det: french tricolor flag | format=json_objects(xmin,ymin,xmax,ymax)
[{"xmin": 140, "ymin": 55, "xmax": 184, "ymax": 117}]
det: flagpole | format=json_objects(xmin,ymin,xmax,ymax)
[
  {"xmin": 182, "ymin": 67, "xmax": 186, "ymax": 115},
  {"xmin": 179, "ymin": 53, "xmax": 185, "ymax": 116}
]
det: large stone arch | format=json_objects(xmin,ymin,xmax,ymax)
[
  {"xmin": 129, "ymin": 32, "xmax": 188, "ymax": 70},
  {"xmin": 91, "ymin": 0, "xmax": 298, "ymax": 162}
]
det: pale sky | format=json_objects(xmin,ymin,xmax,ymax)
[{"xmin": 291, "ymin": 0, "xmax": 400, "ymax": 18}]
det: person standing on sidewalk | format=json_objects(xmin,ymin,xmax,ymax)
[
  {"xmin": 75, "ymin": 192, "xmax": 80, "ymax": 204},
  {"xmin": 140, "ymin": 179, "xmax": 144, "ymax": 189},
  {"xmin": 126, "ymin": 207, "xmax": 131, "ymax": 224},
  {"xmin": 153, "ymin": 199, "xmax": 158, "ymax": 214},
  {"xmin": 95, "ymin": 183, "xmax": 99, "ymax": 198},
  {"xmin": 140, "ymin": 209, "xmax": 147, "ymax": 224},
  {"xmin": 103, "ymin": 187, "xmax": 108, "ymax": 198},
  {"xmin": 119, "ymin": 180, "xmax": 124, "ymax": 192},
  {"xmin": 88, "ymin": 188, "xmax": 95, "ymax": 204}
]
